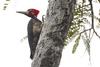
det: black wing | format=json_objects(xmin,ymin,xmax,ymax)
[{"xmin": 27, "ymin": 18, "xmax": 42, "ymax": 59}]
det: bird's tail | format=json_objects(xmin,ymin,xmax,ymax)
[
  {"xmin": 30, "ymin": 49, "xmax": 35, "ymax": 60},
  {"xmin": 30, "ymin": 52, "xmax": 33, "ymax": 59}
]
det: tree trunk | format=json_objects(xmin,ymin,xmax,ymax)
[{"xmin": 31, "ymin": 0, "xmax": 76, "ymax": 67}]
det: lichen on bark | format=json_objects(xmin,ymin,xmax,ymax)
[{"xmin": 31, "ymin": 0, "xmax": 76, "ymax": 67}]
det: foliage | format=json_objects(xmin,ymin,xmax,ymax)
[
  {"xmin": 3, "ymin": 0, "xmax": 11, "ymax": 10},
  {"xmin": 72, "ymin": 35, "xmax": 81, "ymax": 53},
  {"xmin": 66, "ymin": 0, "xmax": 100, "ymax": 58}
]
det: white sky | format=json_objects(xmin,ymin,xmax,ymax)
[{"xmin": 0, "ymin": 0, "xmax": 100, "ymax": 67}]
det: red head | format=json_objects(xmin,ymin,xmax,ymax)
[
  {"xmin": 27, "ymin": 9, "xmax": 40, "ymax": 17},
  {"xmin": 16, "ymin": 8, "xmax": 40, "ymax": 17}
]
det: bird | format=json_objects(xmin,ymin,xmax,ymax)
[{"xmin": 17, "ymin": 9, "xmax": 42, "ymax": 59}]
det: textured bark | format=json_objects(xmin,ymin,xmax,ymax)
[{"xmin": 31, "ymin": 0, "xmax": 76, "ymax": 67}]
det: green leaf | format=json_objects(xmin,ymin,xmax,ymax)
[
  {"xmin": 6, "ymin": 0, "xmax": 10, "ymax": 1},
  {"xmin": 4, "ymin": 3, "xmax": 8, "ymax": 5},
  {"xmin": 3, "ymin": 6, "xmax": 7, "ymax": 10},
  {"xmin": 72, "ymin": 35, "xmax": 81, "ymax": 53},
  {"xmin": 98, "ymin": 0, "xmax": 100, "ymax": 3},
  {"xmin": 82, "ymin": 35, "xmax": 90, "ymax": 56}
]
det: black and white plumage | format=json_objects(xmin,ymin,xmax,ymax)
[
  {"xmin": 28, "ymin": 17, "xmax": 42, "ymax": 59},
  {"xmin": 17, "ymin": 9, "xmax": 42, "ymax": 59}
]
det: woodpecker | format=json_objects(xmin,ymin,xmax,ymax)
[{"xmin": 17, "ymin": 9, "xmax": 42, "ymax": 59}]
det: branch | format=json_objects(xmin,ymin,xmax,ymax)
[
  {"xmin": 94, "ymin": 29, "xmax": 100, "ymax": 38},
  {"xmin": 89, "ymin": 0, "xmax": 94, "ymax": 28},
  {"xmin": 20, "ymin": 36, "xmax": 28, "ymax": 42},
  {"xmin": 80, "ymin": 28, "xmax": 92, "ymax": 34},
  {"xmin": 89, "ymin": 0, "xmax": 100, "ymax": 39}
]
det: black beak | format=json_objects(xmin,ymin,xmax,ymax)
[{"xmin": 16, "ymin": 11, "xmax": 27, "ymax": 15}]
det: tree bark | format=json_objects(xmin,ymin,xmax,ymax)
[{"xmin": 31, "ymin": 0, "xmax": 76, "ymax": 67}]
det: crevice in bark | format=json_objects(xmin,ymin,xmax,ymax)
[{"xmin": 31, "ymin": 0, "xmax": 76, "ymax": 67}]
